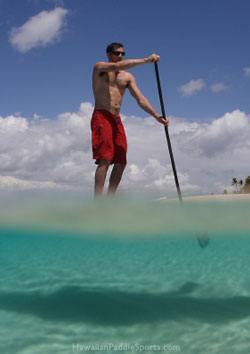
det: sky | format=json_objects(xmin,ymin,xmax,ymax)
[{"xmin": 0, "ymin": 0, "xmax": 250, "ymax": 197}]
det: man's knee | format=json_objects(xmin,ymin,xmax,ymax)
[
  {"xmin": 97, "ymin": 159, "xmax": 111, "ymax": 168},
  {"xmin": 114, "ymin": 162, "xmax": 127, "ymax": 171}
]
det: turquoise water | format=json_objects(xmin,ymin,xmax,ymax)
[{"xmin": 1, "ymin": 198, "xmax": 250, "ymax": 353}]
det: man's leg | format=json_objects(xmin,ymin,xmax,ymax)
[
  {"xmin": 94, "ymin": 159, "xmax": 110, "ymax": 197},
  {"xmin": 108, "ymin": 163, "xmax": 126, "ymax": 195}
]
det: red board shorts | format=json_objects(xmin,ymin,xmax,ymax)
[{"xmin": 91, "ymin": 109, "xmax": 127, "ymax": 165}]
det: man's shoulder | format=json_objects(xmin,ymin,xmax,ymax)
[
  {"xmin": 93, "ymin": 61, "xmax": 106, "ymax": 70},
  {"xmin": 122, "ymin": 71, "xmax": 134, "ymax": 80},
  {"xmin": 123, "ymin": 72, "xmax": 136, "ymax": 85},
  {"xmin": 94, "ymin": 60, "xmax": 107, "ymax": 65}
]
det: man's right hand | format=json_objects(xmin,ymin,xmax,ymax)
[
  {"xmin": 155, "ymin": 115, "xmax": 169, "ymax": 126},
  {"xmin": 146, "ymin": 53, "xmax": 160, "ymax": 63}
]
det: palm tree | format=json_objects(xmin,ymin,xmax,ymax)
[
  {"xmin": 239, "ymin": 179, "xmax": 243, "ymax": 193},
  {"xmin": 232, "ymin": 178, "xmax": 238, "ymax": 193}
]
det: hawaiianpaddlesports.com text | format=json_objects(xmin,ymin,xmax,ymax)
[{"xmin": 72, "ymin": 342, "xmax": 181, "ymax": 352}]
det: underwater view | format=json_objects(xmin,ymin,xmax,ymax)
[{"xmin": 0, "ymin": 194, "xmax": 250, "ymax": 354}]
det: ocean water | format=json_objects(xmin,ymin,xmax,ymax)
[{"xmin": 0, "ymin": 197, "xmax": 250, "ymax": 354}]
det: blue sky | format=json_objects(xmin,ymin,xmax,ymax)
[{"xmin": 1, "ymin": 0, "xmax": 250, "ymax": 121}]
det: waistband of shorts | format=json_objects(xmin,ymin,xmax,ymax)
[{"xmin": 93, "ymin": 109, "xmax": 121, "ymax": 121}]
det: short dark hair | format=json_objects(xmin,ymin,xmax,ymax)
[{"xmin": 106, "ymin": 42, "xmax": 124, "ymax": 54}]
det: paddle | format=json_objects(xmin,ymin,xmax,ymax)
[
  {"xmin": 154, "ymin": 62, "xmax": 209, "ymax": 248},
  {"xmin": 154, "ymin": 62, "xmax": 182, "ymax": 203}
]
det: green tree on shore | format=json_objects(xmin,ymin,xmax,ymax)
[
  {"xmin": 232, "ymin": 177, "xmax": 239, "ymax": 193},
  {"xmin": 232, "ymin": 178, "xmax": 244, "ymax": 193},
  {"xmin": 241, "ymin": 176, "xmax": 250, "ymax": 193}
]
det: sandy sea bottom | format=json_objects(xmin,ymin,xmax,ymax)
[{"xmin": 0, "ymin": 197, "xmax": 250, "ymax": 354}]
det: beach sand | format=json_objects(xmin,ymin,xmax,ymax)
[
  {"xmin": 184, "ymin": 193, "xmax": 250, "ymax": 202},
  {"xmin": 158, "ymin": 193, "xmax": 250, "ymax": 203}
]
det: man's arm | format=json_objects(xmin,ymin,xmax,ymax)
[
  {"xmin": 94, "ymin": 54, "xmax": 160, "ymax": 72},
  {"xmin": 128, "ymin": 74, "xmax": 169, "ymax": 126}
]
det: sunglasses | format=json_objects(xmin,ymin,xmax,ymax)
[{"xmin": 111, "ymin": 50, "xmax": 126, "ymax": 57}]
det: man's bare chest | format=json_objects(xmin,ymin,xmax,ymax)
[{"xmin": 99, "ymin": 71, "xmax": 129, "ymax": 89}]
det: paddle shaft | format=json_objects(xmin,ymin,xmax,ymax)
[{"xmin": 154, "ymin": 62, "xmax": 183, "ymax": 203}]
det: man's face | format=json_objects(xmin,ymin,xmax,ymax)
[{"xmin": 107, "ymin": 47, "xmax": 125, "ymax": 62}]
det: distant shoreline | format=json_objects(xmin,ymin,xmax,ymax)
[
  {"xmin": 184, "ymin": 193, "xmax": 250, "ymax": 202},
  {"xmin": 157, "ymin": 193, "xmax": 250, "ymax": 202}
]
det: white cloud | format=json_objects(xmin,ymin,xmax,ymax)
[
  {"xmin": 210, "ymin": 82, "xmax": 229, "ymax": 93},
  {"xmin": 9, "ymin": 7, "xmax": 68, "ymax": 53},
  {"xmin": 179, "ymin": 79, "xmax": 205, "ymax": 96},
  {"xmin": 0, "ymin": 176, "xmax": 57, "ymax": 190},
  {"xmin": 0, "ymin": 104, "xmax": 250, "ymax": 197},
  {"xmin": 125, "ymin": 159, "xmax": 199, "ymax": 195},
  {"xmin": 123, "ymin": 109, "xmax": 250, "ymax": 196},
  {"xmin": 244, "ymin": 67, "xmax": 250, "ymax": 77},
  {"xmin": 186, "ymin": 110, "xmax": 249, "ymax": 157},
  {"xmin": 0, "ymin": 103, "xmax": 93, "ymax": 193}
]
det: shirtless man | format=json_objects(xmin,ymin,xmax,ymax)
[{"xmin": 91, "ymin": 42, "xmax": 169, "ymax": 197}]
